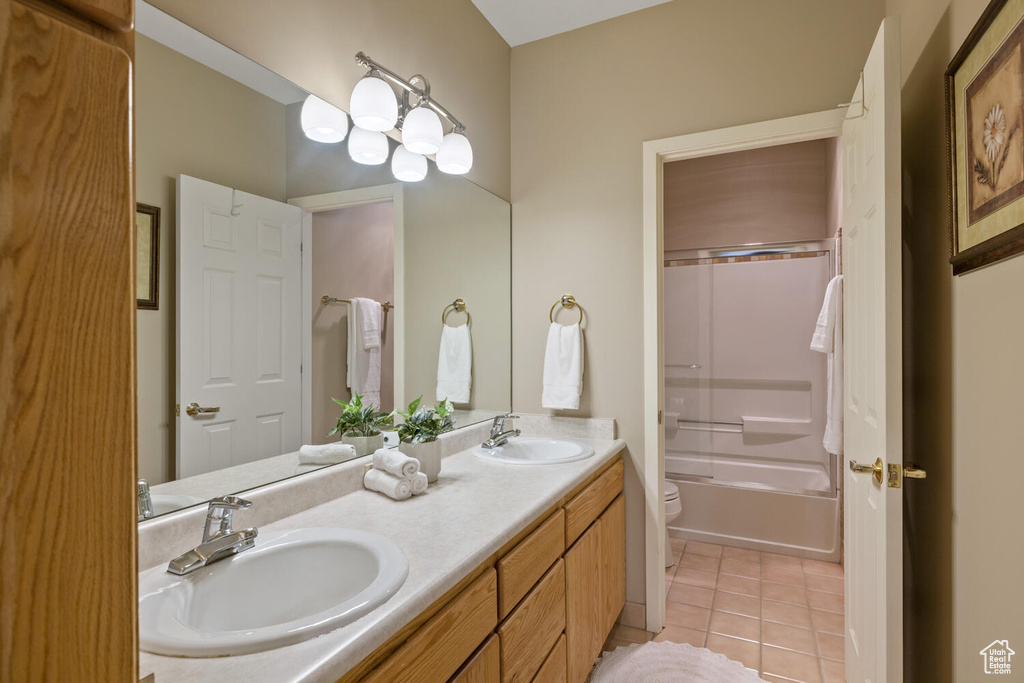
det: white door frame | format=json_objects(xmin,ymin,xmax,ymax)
[
  {"xmin": 288, "ymin": 184, "xmax": 406, "ymax": 443},
  {"xmin": 640, "ymin": 109, "xmax": 845, "ymax": 632}
]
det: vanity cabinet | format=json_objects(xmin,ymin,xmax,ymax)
[
  {"xmin": 1, "ymin": 1, "xmax": 135, "ymax": 680},
  {"xmin": 348, "ymin": 456, "xmax": 624, "ymax": 683}
]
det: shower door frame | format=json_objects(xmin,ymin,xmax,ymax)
[{"xmin": 641, "ymin": 108, "xmax": 846, "ymax": 634}]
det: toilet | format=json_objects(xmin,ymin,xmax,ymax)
[{"xmin": 664, "ymin": 481, "xmax": 682, "ymax": 567}]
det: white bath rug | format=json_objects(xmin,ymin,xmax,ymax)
[{"xmin": 588, "ymin": 641, "xmax": 765, "ymax": 683}]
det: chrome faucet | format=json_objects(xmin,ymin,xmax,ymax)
[
  {"xmin": 166, "ymin": 496, "xmax": 258, "ymax": 575},
  {"xmin": 482, "ymin": 413, "xmax": 521, "ymax": 449},
  {"xmin": 138, "ymin": 479, "xmax": 154, "ymax": 521}
]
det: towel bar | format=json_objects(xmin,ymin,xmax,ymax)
[{"xmin": 321, "ymin": 295, "xmax": 393, "ymax": 313}]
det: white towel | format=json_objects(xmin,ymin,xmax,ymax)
[
  {"xmin": 347, "ymin": 298, "xmax": 382, "ymax": 407},
  {"xmin": 410, "ymin": 471, "xmax": 428, "ymax": 496},
  {"xmin": 298, "ymin": 442, "xmax": 357, "ymax": 465},
  {"xmin": 372, "ymin": 448, "xmax": 420, "ymax": 478},
  {"xmin": 436, "ymin": 323, "xmax": 472, "ymax": 404},
  {"xmin": 542, "ymin": 322, "xmax": 584, "ymax": 410},
  {"xmin": 810, "ymin": 275, "xmax": 844, "ymax": 455},
  {"xmin": 363, "ymin": 468, "xmax": 412, "ymax": 500}
]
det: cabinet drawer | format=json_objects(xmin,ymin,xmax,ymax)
[
  {"xmin": 497, "ymin": 508, "xmax": 565, "ymax": 618},
  {"xmin": 365, "ymin": 569, "xmax": 498, "ymax": 683},
  {"xmin": 531, "ymin": 633, "xmax": 567, "ymax": 683},
  {"xmin": 450, "ymin": 635, "xmax": 500, "ymax": 683},
  {"xmin": 564, "ymin": 459, "xmax": 623, "ymax": 546},
  {"xmin": 498, "ymin": 559, "xmax": 566, "ymax": 683}
]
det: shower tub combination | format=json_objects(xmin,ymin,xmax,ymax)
[{"xmin": 663, "ymin": 239, "xmax": 840, "ymax": 562}]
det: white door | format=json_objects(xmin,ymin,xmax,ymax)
[
  {"xmin": 842, "ymin": 17, "xmax": 904, "ymax": 683},
  {"xmin": 177, "ymin": 175, "xmax": 303, "ymax": 478}
]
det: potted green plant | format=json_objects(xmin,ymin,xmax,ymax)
[
  {"xmin": 328, "ymin": 394, "xmax": 394, "ymax": 456},
  {"xmin": 396, "ymin": 396, "xmax": 455, "ymax": 482}
]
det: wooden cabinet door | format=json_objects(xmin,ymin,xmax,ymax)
[
  {"xmin": 564, "ymin": 494, "xmax": 626, "ymax": 683},
  {"xmin": 0, "ymin": 3, "xmax": 135, "ymax": 680}
]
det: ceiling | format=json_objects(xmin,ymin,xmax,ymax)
[{"xmin": 470, "ymin": 0, "xmax": 674, "ymax": 47}]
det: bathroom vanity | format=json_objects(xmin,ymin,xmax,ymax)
[{"xmin": 138, "ymin": 419, "xmax": 626, "ymax": 683}]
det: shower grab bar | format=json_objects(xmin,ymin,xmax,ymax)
[
  {"xmin": 675, "ymin": 420, "xmax": 743, "ymax": 434},
  {"xmin": 666, "ymin": 363, "xmax": 702, "ymax": 369}
]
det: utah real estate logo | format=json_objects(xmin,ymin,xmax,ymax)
[{"xmin": 980, "ymin": 640, "xmax": 1015, "ymax": 675}]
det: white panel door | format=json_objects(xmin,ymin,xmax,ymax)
[
  {"xmin": 177, "ymin": 175, "xmax": 303, "ymax": 478},
  {"xmin": 842, "ymin": 17, "xmax": 903, "ymax": 683}
]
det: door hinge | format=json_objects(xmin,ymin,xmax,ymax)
[
  {"xmin": 658, "ymin": 409, "xmax": 663, "ymax": 425},
  {"xmin": 887, "ymin": 462, "xmax": 901, "ymax": 488},
  {"xmin": 175, "ymin": 403, "xmax": 180, "ymax": 417}
]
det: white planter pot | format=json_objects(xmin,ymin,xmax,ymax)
[
  {"xmin": 342, "ymin": 433, "xmax": 384, "ymax": 457},
  {"xmin": 402, "ymin": 439, "xmax": 443, "ymax": 482}
]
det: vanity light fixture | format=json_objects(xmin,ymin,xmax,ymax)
[
  {"xmin": 348, "ymin": 126, "xmax": 389, "ymax": 165},
  {"xmin": 347, "ymin": 52, "xmax": 473, "ymax": 179},
  {"xmin": 300, "ymin": 94, "xmax": 349, "ymax": 143},
  {"xmin": 391, "ymin": 144, "xmax": 427, "ymax": 182}
]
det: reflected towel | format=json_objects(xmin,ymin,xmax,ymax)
[
  {"xmin": 372, "ymin": 448, "xmax": 420, "ymax": 478},
  {"xmin": 363, "ymin": 467, "xmax": 412, "ymax": 501},
  {"xmin": 298, "ymin": 442, "xmax": 357, "ymax": 465},
  {"xmin": 810, "ymin": 275, "xmax": 844, "ymax": 455},
  {"xmin": 347, "ymin": 297, "xmax": 382, "ymax": 407},
  {"xmin": 542, "ymin": 322, "xmax": 584, "ymax": 410},
  {"xmin": 437, "ymin": 323, "xmax": 472, "ymax": 404}
]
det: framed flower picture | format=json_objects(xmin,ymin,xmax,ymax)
[
  {"xmin": 136, "ymin": 203, "xmax": 160, "ymax": 309},
  {"xmin": 947, "ymin": 0, "xmax": 1024, "ymax": 274}
]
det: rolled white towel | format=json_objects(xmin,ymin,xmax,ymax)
[
  {"xmin": 372, "ymin": 448, "xmax": 420, "ymax": 478},
  {"xmin": 410, "ymin": 472, "xmax": 428, "ymax": 496},
  {"xmin": 364, "ymin": 468, "xmax": 412, "ymax": 501},
  {"xmin": 298, "ymin": 443, "xmax": 357, "ymax": 465}
]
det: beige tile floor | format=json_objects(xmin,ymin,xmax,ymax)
[{"xmin": 657, "ymin": 538, "xmax": 846, "ymax": 683}]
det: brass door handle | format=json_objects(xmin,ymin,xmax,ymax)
[
  {"xmin": 849, "ymin": 457, "xmax": 883, "ymax": 484},
  {"xmin": 185, "ymin": 402, "xmax": 220, "ymax": 417}
]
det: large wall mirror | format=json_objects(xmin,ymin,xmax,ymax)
[{"xmin": 135, "ymin": 1, "xmax": 511, "ymax": 520}]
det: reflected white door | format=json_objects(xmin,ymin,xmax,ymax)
[
  {"xmin": 842, "ymin": 17, "xmax": 903, "ymax": 683},
  {"xmin": 177, "ymin": 175, "xmax": 303, "ymax": 478}
]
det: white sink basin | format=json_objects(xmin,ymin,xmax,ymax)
[
  {"xmin": 139, "ymin": 527, "xmax": 408, "ymax": 657},
  {"xmin": 472, "ymin": 437, "xmax": 595, "ymax": 465}
]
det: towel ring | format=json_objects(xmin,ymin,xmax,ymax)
[
  {"xmin": 549, "ymin": 294, "xmax": 584, "ymax": 324},
  {"xmin": 442, "ymin": 298, "xmax": 470, "ymax": 326}
]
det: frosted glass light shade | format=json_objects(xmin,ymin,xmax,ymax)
[
  {"xmin": 401, "ymin": 107, "xmax": 443, "ymax": 155},
  {"xmin": 348, "ymin": 127, "xmax": 389, "ymax": 165},
  {"xmin": 300, "ymin": 94, "xmax": 348, "ymax": 143},
  {"xmin": 436, "ymin": 133, "xmax": 473, "ymax": 175},
  {"xmin": 350, "ymin": 76, "xmax": 398, "ymax": 132},
  {"xmin": 391, "ymin": 145, "xmax": 427, "ymax": 182}
]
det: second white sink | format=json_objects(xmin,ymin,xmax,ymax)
[
  {"xmin": 139, "ymin": 527, "xmax": 408, "ymax": 657},
  {"xmin": 473, "ymin": 437, "xmax": 595, "ymax": 465}
]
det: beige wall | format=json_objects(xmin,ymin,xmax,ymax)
[
  {"xmin": 511, "ymin": 0, "xmax": 885, "ymax": 605},
  {"xmin": 149, "ymin": 0, "xmax": 511, "ymax": 201},
  {"xmin": 663, "ymin": 139, "xmax": 830, "ymax": 251},
  {"xmin": 403, "ymin": 173, "xmax": 513, "ymax": 413},
  {"xmin": 887, "ymin": 0, "xmax": 1022, "ymax": 681},
  {"xmin": 311, "ymin": 203, "xmax": 395, "ymax": 442},
  {"xmin": 135, "ymin": 34, "xmax": 287, "ymax": 484}
]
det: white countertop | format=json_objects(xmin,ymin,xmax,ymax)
[{"xmin": 140, "ymin": 436, "xmax": 625, "ymax": 683}]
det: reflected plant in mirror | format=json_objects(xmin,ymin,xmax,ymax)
[{"xmin": 328, "ymin": 394, "xmax": 394, "ymax": 455}]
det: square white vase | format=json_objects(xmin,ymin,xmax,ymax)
[{"xmin": 402, "ymin": 440, "xmax": 443, "ymax": 482}]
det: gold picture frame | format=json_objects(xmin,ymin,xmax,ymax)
[
  {"xmin": 947, "ymin": 0, "xmax": 1024, "ymax": 274},
  {"xmin": 136, "ymin": 203, "xmax": 160, "ymax": 309}
]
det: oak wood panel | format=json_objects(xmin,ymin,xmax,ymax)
[
  {"xmin": 531, "ymin": 633, "xmax": 567, "ymax": 683},
  {"xmin": 564, "ymin": 460, "xmax": 623, "ymax": 546},
  {"xmin": 364, "ymin": 569, "xmax": 498, "ymax": 683},
  {"xmin": 498, "ymin": 559, "xmax": 565, "ymax": 683},
  {"xmin": 52, "ymin": 0, "xmax": 131, "ymax": 31},
  {"xmin": 600, "ymin": 495, "xmax": 626, "ymax": 635},
  {"xmin": 564, "ymin": 521, "xmax": 603, "ymax": 683},
  {"xmin": 0, "ymin": 2, "xmax": 135, "ymax": 681},
  {"xmin": 450, "ymin": 635, "xmax": 500, "ymax": 683},
  {"xmin": 497, "ymin": 508, "xmax": 564, "ymax": 619}
]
